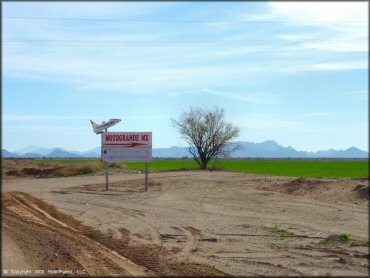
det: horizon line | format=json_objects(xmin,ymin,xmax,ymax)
[{"xmin": 4, "ymin": 140, "xmax": 369, "ymax": 154}]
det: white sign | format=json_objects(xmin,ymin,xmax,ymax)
[{"xmin": 102, "ymin": 132, "xmax": 152, "ymax": 162}]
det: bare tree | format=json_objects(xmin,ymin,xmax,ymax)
[{"xmin": 171, "ymin": 107, "xmax": 240, "ymax": 170}]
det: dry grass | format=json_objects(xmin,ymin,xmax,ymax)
[
  {"xmin": 2, "ymin": 159, "xmax": 105, "ymax": 178},
  {"xmin": 55, "ymin": 163, "xmax": 102, "ymax": 177}
]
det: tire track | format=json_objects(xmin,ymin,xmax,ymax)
[
  {"xmin": 4, "ymin": 192, "xmax": 149, "ymax": 276},
  {"xmin": 180, "ymin": 226, "xmax": 202, "ymax": 257},
  {"xmin": 3, "ymin": 191, "xmax": 227, "ymax": 277},
  {"xmin": 83, "ymin": 201, "xmax": 162, "ymax": 245}
]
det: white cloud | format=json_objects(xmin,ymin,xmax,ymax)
[
  {"xmin": 306, "ymin": 60, "xmax": 367, "ymax": 71},
  {"xmin": 236, "ymin": 2, "xmax": 368, "ymax": 53},
  {"xmin": 296, "ymin": 110, "xmax": 368, "ymax": 118},
  {"xmin": 268, "ymin": 2, "xmax": 368, "ymax": 53},
  {"xmin": 4, "ymin": 2, "xmax": 180, "ymax": 19},
  {"xmin": 282, "ymin": 60, "xmax": 367, "ymax": 73},
  {"xmin": 3, "ymin": 114, "xmax": 165, "ymax": 122},
  {"xmin": 14, "ymin": 126, "xmax": 89, "ymax": 132},
  {"xmin": 235, "ymin": 113, "xmax": 303, "ymax": 130},
  {"xmin": 342, "ymin": 90, "xmax": 368, "ymax": 100},
  {"xmin": 268, "ymin": 2, "xmax": 368, "ymax": 26},
  {"xmin": 3, "ymin": 2, "xmax": 368, "ymax": 95},
  {"xmin": 277, "ymin": 33, "xmax": 367, "ymax": 53},
  {"xmin": 296, "ymin": 112, "xmax": 338, "ymax": 118},
  {"xmin": 198, "ymin": 88, "xmax": 279, "ymax": 104},
  {"xmin": 3, "ymin": 114, "xmax": 91, "ymax": 121},
  {"xmin": 123, "ymin": 115, "xmax": 165, "ymax": 120},
  {"xmin": 4, "ymin": 41, "xmax": 268, "ymax": 93}
]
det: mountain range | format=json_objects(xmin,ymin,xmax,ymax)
[{"xmin": 2, "ymin": 141, "xmax": 368, "ymax": 158}]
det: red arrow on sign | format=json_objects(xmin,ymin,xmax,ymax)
[
  {"xmin": 106, "ymin": 142, "xmax": 148, "ymax": 147},
  {"xmin": 131, "ymin": 142, "xmax": 147, "ymax": 147}
]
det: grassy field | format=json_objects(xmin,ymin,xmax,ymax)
[
  {"xmin": 126, "ymin": 159, "xmax": 368, "ymax": 179},
  {"xmin": 3, "ymin": 159, "xmax": 369, "ymax": 179},
  {"xmin": 216, "ymin": 160, "xmax": 368, "ymax": 179}
]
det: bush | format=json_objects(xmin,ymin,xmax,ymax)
[{"xmin": 340, "ymin": 233, "xmax": 351, "ymax": 243}]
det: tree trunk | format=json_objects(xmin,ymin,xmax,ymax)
[{"xmin": 200, "ymin": 155, "xmax": 208, "ymax": 170}]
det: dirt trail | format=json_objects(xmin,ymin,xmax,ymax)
[
  {"xmin": 2, "ymin": 191, "xmax": 226, "ymax": 276},
  {"xmin": 2, "ymin": 171, "xmax": 369, "ymax": 276}
]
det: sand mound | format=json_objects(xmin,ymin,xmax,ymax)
[
  {"xmin": 280, "ymin": 178, "xmax": 329, "ymax": 196},
  {"xmin": 352, "ymin": 184, "xmax": 369, "ymax": 200},
  {"xmin": 259, "ymin": 177, "xmax": 368, "ymax": 205}
]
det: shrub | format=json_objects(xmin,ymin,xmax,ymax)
[
  {"xmin": 266, "ymin": 225, "xmax": 294, "ymax": 239},
  {"xmin": 339, "ymin": 233, "xmax": 351, "ymax": 243}
]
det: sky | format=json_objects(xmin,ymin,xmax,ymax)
[{"xmin": 2, "ymin": 1, "xmax": 369, "ymax": 153}]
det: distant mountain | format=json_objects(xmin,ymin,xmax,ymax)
[
  {"xmin": 2, "ymin": 149, "xmax": 19, "ymax": 158},
  {"xmin": 231, "ymin": 141, "xmax": 368, "ymax": 158},
  {"xmin": 81, "ymin": 147, "xmax": 101, "ymax": 157},
  {"xmin": 231, "ymin": 141, "xmax": 306, "ymax": 158},
  {"xmin": 46, "ymin": 149, "xmax": 81, "ymax": 158},
  {"xmin": 313, "ymin": 147, "xmax": 368, "ymax": 158},
  {"xmin": 80, "ymin": 151, "xmax": 101, "ymax": 158},
  {"xmin": 153, "ymin": 141, "xmax": 368, "ymax": 158},
  {"xmin": 22, "ymin": 152, "xmax": 43, "ymax": 158},
  {"xmin": 15, "ymin": 145, "xmax": 51, "ymax": 156},
  {"xmin": 153, "ymin": 146, "xmax": 190, "ymax": 158},
  {"xmin": 65, "ymin": 147, "xmax": 101, "ymax": 158},
  {"xmin": 3, "ymin": 141, "xmax": 369, "ymax": 159},
  {"xmin": 12, "ymin": 146, "xmax": 100, "ymax": 158}
]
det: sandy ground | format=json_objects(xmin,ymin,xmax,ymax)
[{"xmin": 2, "ymin": 170, "xmax": 369, "ymax": 276}]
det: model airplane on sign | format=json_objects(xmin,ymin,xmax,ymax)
[{"xmin": 90, "ymin": 119, "xmax": 121, "ymax": 134}]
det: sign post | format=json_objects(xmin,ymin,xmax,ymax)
[
  {"xmin": 92, "ymin": 118, "xmax": 122, "ymax": 192},
  {"xmin": 102, "ymin": 132, "xmax": 152, "ymax": 191},
  {"xmin": 104, "ymin": 128, "xmax": 109, "ymax": 191},
  {"xmin": 145, "ymin": 162, "xmax": 149, "ymax": 191}
]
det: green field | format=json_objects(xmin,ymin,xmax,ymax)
[
  {"xmin": 126, "ymin": 159, "xmax": 369, "ymax": 179},
  {"xmin": 4, "ymin": 159, "xmax": 368, "ymax": 179}
]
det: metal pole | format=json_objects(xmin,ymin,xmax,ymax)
[
  {"xmin": 145, "ymin": 162, "xmax": 149, "ymax": 191},
  {"xmin": 101, "ymin": 131, "xmax": 103, "ymax": 161},
  {"xmin": 105, "ymin": 161, "xmax": 109, "ymax": 191},
  {"xmin": 105, "ymin": 128, "xmax": 109, "ymax": 191}
]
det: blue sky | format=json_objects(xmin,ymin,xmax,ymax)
[{"xmin": 3, "ymin": 1, "xmax": 368, "ymax": 152}]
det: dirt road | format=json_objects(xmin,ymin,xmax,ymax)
[{"xmin": 2, "ymin": 171, "xmax": 369, "ymax": 276}]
